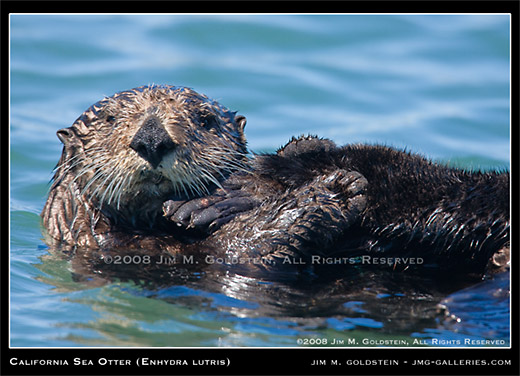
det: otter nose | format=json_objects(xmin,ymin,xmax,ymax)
[{"xmin": 130, "ymin": 116, "xmax": 177, "ymax": 169}]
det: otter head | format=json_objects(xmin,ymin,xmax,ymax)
[{"xmin": 51, "ymin": 85, "xmax": 248, "ymax": 227}]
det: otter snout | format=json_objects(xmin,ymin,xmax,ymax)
[{"xmin": 130, "ymin": 116, "xmax": 177, "ymax": 169}]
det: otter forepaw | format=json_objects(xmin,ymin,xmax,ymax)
[
  {"xmin": 163, "ymin": 197, "xmax": 217, "ymax": 228},
  {"xmin": 163, "ymin": 192, "xmax": 258, "ymax": 233},
  {"xmin": 323, "ymin": 170, "xmax": 368, "ymax": 225}
]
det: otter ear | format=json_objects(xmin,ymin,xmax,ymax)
[
  {"xmin": 56, "ymin": 127, "xmax": 75, "ymax": 145},
  {"xmin": 235, "ymin": 115, "xmax": 246, "ymax": 132}
]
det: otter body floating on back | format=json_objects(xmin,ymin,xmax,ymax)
[{"xmin": 41, "ymin": 85, "xmax": 510, "ymax": 278}]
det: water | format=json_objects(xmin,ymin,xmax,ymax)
[{"xmin": 9, "ymin": 14, "xmax": 510, "ymax": 348}]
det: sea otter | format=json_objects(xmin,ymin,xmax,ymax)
[{"xmin": 41, "ymin": 85, "xmax": 510, "ymax": 279}]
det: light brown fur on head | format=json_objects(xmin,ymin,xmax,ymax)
[{"xmin": 42, "ymin": 85, "xmax": 248, "ymax": 245}]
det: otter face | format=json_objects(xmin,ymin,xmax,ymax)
[{"xmin": 54, "ymin": 85, "xmax": 248, "ymax": 212}]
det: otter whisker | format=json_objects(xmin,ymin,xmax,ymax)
[
  {"xmin": 202, "ymin": 153, "xmax": 248, "ymax": 166},
  {"xmin": 182, "ymin": 172, "xmax": 204, "ymax": 197},
  {"xmin": 53, "ymin": 155, "xmax": 83, "ymax": 173},
  {"xmin": 177, "ymin": 177, "xmax": 191, "ymax": 198},
  {"xmin": 55, "ymin": 150, "xmax": 110, "ymax": 182},
  {"xmin": 191, "ymin": 170, "xmax": 212, "ymax": 196},
  {"xmin": 90, "ymin": 166, "xmax": 121, "ymax": 206},
  {"xmin": 192, "ymin": 162, "xmax": 222, "ymax": 184},
  {"xmin": 105, "ymin": 169, "xmax": 126, "ymax": 207},
  {"xmin": 73, "ymin": 165, "xmax": 104, "ymax": 194},
  {"xmin": 96, "ymin": 158, "xmax": 133, "ymax": 208},
  {"xmin": 196, "ymin": 159, "xmax": 229, "ymax": 181},
  {"xmin": 200, "ymin": 157, "xmax": 250, "ymax": 180},
  {"xmin": 199, "ymin": 170, "xmax": 224, "ymax": 190},
  {"xmin": 216, "ymin": 159, "xmax": 251, "ymax": 174},
  {"xmin": 119, "ymin": 172, "xmax": 136, "ymax": 210},
  {"xmin": 53, "ymin": 146, "xmax": 105, "ymax": 171},
  {"xmin": 70, "ymin": 153, "xmax": 110, "ymax": 182},
  {"xmin": 54, "ymin": 156, "xmax": 91, "ymax": 181},
  {"xmin": 204, "ymin": 146, "xmax": 248, "ymax": 159},
  {"xmin": 110, "ymin": 169, "xmax": 132, "ymax": 209},
  {"xmin": 76, "ymin": 160, "xmax": 111, "ymax": 195},
  {"xmin": 200, "ymin": 151, "xmax": 251, "ymax": 174},
  {"xmin": 190, "ymin": 174, "xmax": 212, "ymax": 196}
]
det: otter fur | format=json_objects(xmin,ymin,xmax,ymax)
[{"xmin": 41, "ymin": 85, "xmax": 510, "ymax": 279}]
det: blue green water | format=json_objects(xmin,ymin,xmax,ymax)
[{"xmin": 10, "ymin": 14, "xmax": 510, "ymax": 347}]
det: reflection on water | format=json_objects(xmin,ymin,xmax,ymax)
[{"xmin": 31, "ymin": 245, "xmax": 509, "ymax": 347}]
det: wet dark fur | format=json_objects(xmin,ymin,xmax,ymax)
[
  {"xmin": 41, "ymin": 85, "xmax": 510, "ymax": 282},
  {"xmin": 232, "ymin": 138, "xmax": 510, "ymax": 275}
]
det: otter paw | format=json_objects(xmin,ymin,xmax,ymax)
[
  {"xmin": 277, "ymin": 135, "xmax": 337, "ymax": 157},
  {"xmin": 163, "ymin": 197, "xmax": 216, "ymax": 228},
  {"xmin": 323, "ymin": 170, "xmax": 368, "ymax": 225},
  {"xmin": 163, "ymin": 193, "xmax": 258, "ymax": 233}
]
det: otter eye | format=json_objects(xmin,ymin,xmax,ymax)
[{"xmin": 201, "ymin": 114, "xmax": 219, "ymax": 129}]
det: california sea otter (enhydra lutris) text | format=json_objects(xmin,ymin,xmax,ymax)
[{"xmin": 41, "ymin": 85, "xmax": 510, "ymax": 278}]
